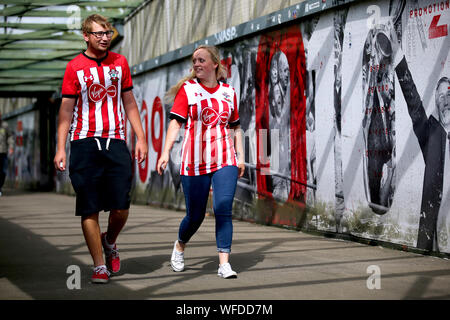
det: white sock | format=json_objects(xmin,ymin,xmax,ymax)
[
  {"xmin": 94, "ymin": 264, "xmax": 107, "ymax": 270},
  {"xmin": 103, "ymin": 234, "xmax": 115, "ymax": 248}
]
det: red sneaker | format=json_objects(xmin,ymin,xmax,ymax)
[
  {"xmin": 101, "ymin": 232, "xmax": 121, "ymax": 274},
  {"xmin": 91, "ymin": 265, "xmax": 110, "ymax": 284}
]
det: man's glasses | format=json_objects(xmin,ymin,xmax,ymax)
[{"xmin": 88, "ymin": 31, "xmax": 114, "ymax": 39}]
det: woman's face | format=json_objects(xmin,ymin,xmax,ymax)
[{"xmin": 192, "ymin": 48, "xmax": 218, "ymax": 81}]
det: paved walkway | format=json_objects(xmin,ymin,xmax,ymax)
[{"xmin": 0, "ymin": 191, "xmax": 449, "ymax": 300}]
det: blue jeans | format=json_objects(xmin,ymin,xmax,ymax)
[{"xmin": 178, "ymin": 166, "xmax": 238, "ymax": 253}]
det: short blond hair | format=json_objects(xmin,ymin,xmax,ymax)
[{"xmin": 82, "ymin": 14, "xmax": 112, "ymax": 34}]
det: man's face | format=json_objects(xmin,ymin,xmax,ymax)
[
  {"xmin": 278, "ymin": 54, "xmax": 290, "ymax": 91},
  {"xmin": 436, "ymin": 81, "xmax": 450, "ymax": 130},
  {"xmin": 83, "ymin": 21, "xmax": 112, "ymax": 53}
]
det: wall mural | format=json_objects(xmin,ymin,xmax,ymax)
[
  {"xmin": 54, "ymin": 0, "xmax": 449, "ymax": 254},
  {"xmin": 5, "ymin": 111, "xmax": 40, "ymax": 189}
]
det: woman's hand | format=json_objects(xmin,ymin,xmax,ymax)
[
  {"xmin": 157, "ymin": 151, "xmax": 170, "ymax": 175},
  {"xmin": 237, "ymin": 162, "xmax": 245, "ymax": 178}
]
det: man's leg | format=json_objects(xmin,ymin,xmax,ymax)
[
  {"xmin": 81, "ymin": 212, "xmax": 104, "ymax": 267},
  {"xmin": 100, "ymin": 209, "xmax": 129, "ymax": 274},
  {"xmin": 106, "ymin": 209, "xmax": 129, "ymax": 244},
  {"xmin": 102, "ymin": 139, "xmax": 132, "ymax": 246}
]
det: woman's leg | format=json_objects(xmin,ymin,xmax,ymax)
[
  {"xmin": 178, "ymin": 174, "xmax": 212, "ymax": 247},
  {"xmin": 211, "ymin": 166, "xmax": 238, "ymax": 263}
]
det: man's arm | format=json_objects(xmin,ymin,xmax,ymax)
[
  {"xmin": 395, "ymin": 58, "xmax": 430, "ymax": 160},
  {"xmin": 122, "ymin": 90, "xmax": 148, "ymax": 163},
  {"xmin": 53, "ymin": 97, "xmax": 76, "ymax": 171},
  {"xmin": 390, "ymin": 22, "xmax": 429, "ymax": 158}
]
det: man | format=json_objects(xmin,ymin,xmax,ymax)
[
  {"xmin": 54, "ymin": 14, "xmax": 147, "ymax": 283},
  {"xmin": 391, "ymin": 25, "xmax": 449, "ymax": 252},
  {"xmin": 268, "ymin": 51, "xmax": 291, "ymax": 202},
  {"xmin": 0, "ymin": 115, "xmax": 14, "ymax": 196}
]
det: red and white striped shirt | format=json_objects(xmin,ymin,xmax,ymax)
[
  {"xmin": 170, "ymin": 79, "xmax": 240, "ymax": 176},
  {"xmin": 61, "ymin": 51, "xmax": 133, "ymax": 141}
]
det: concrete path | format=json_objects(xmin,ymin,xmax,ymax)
[{"xmin": 0, "ymin": 192, "xmax": 449, "ymax": 300}]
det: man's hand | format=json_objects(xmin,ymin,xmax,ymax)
[
  {"xmin": 135, "ymin": 138, "xmax": 148, "ymax": 164},
  {"xmin": 54, "ymin": 97, "xmax": 76, "ymax": 172},
  {"xmin": 54, "ymin": 149, "xmax": 67, "ymax": 171}
]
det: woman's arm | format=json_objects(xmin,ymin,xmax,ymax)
[
  {"xmin": 233, "ymin": 125, "xmax": 245, "ymax": 178},
  {"xmin": 157, "ymin": 119, "xmax": 183, "ymax": 175}
]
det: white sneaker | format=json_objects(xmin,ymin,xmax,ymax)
[
  {"xmin": 217, "ymin": 262, "xmax": 237, "ymax": 279},
  {"xmin": 170, "ymin": 240, "xmax": 185, "ymax": 272}
]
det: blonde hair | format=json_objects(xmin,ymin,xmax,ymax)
[
  {"xmin": 82, "ymin": 14, "xmax": 112, "ymax": 34},
  {"xmin": 165, "ymin": 45, "xmax": 227, "ymax": 104}
]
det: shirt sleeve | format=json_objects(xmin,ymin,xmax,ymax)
[
  {"xmin": 61, "ymin": 62, "xmax": 79, "ymax": 98},
  {"xmin": 121, "ymin": 56, "xmax": 133, "ymax": 92},
  {"xmin": 169, "ymin": 86, "xmax": 188, "ymax": 122},
  {"xmin": 229, "ymin": 91, "xmax": 240, "ymax": 127}
]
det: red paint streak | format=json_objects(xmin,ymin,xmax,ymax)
[
  {"xmin": 255, "ymin": 25, "xmax": 307, "ymax": 206},
  {"xmin": 429, "ymin": 15, "xmax": 448, "ymax": 39}
]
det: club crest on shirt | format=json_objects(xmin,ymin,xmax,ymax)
[
  {"xmin": 109, "ymin": 68, "xmax": 119, "ymax": 82},
  {"xmin": 222, "ymin": 92, "xmax": 232, "ymax": 103}
]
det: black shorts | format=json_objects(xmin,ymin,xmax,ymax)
[{"xmin": 69, "ymin": 137, "xmax": 132, "ymax": 216}]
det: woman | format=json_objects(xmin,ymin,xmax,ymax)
[{"xmin": 157, "ymin": 45, "xmax": 245, "ymax": 278}]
